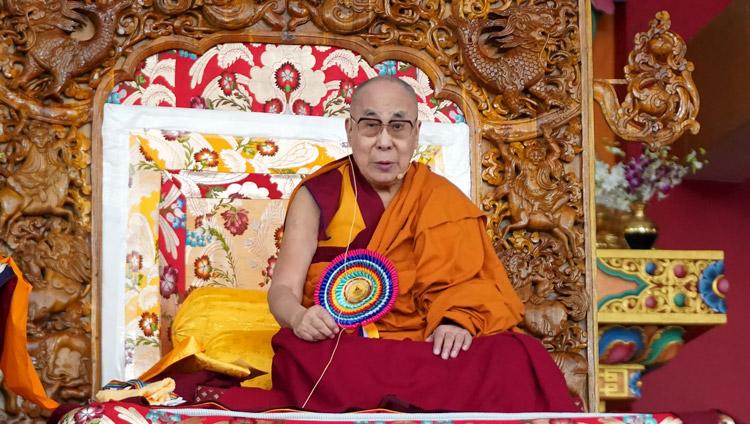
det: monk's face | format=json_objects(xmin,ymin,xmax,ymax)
[{"xmin": 345, "ymin": 80, "xmax": 420, "ymax": 191}]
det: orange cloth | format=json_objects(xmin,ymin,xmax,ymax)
[
  {"xmin": 0, "ymin": 256, "xmax": 59, "ymax": 411},
  {"xmin": 299, "ymin": 160, "xmax": 524, "ymax": 341}
]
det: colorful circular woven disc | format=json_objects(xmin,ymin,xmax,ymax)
[{"xmin": 315, "ymin": 249, "xmax": 399, "ymax": 329}]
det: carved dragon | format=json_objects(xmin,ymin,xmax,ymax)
[
  {"xmin": 4, "ymin": 0, "xmax": 129, "ymax": 98},
  {"xmin": 445, "ymin": 4, "xmax": 567, "ymax": 117}
]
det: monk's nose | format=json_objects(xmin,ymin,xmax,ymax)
[{"xmin": 375, "ymin": 127, "xmax": 394, "ymax": 150}]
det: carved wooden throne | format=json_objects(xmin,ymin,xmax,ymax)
[{"xmin": 0, "ymin": 0, "xmax": 614, "ymax": 421}]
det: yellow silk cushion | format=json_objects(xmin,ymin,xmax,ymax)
[{"xmin": 171, "ymin": 287, "xmax": 280, "ymax": 388}]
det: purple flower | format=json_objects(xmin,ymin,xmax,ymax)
[
  {"xmin": 162, "ymin": 130, "xmax": 188, "ymax": 141},
  {"xmin": 190, "ymin": 96, "xmax": 208, "ymax": 109},
  {"xmin": 160, "ymin": 265, "xmax": 179, "ymax": 298}
]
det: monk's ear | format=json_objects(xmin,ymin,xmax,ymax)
[
  {"xmin": 412, "ymin": 121, "xmax": 422, "ymax": 148},
  {"xmin": 345, "ymin": 118, "xmax": 357, "ymax": 147}
]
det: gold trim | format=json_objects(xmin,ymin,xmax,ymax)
[
  {"xmin": 597, "ymin": 249, "xmax": 724, "ymax": 260},
  {"xmin": 598, "ymin": 312, "xmax": 727, "ymax": 325},
  {"xmin": 599, "ymin": 363, "xmax": 647, "ymax": 371}
]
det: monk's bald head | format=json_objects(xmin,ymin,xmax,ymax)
[{"xmin": 349, "ymin": 76, "xmax": 418, "ymax": 119}]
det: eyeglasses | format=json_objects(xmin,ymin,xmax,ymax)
[{"xmin": 353, "ymin": 117, "xmax": 416, "ymax": 139}]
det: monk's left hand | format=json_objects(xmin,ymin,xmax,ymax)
[{"xmin": 426, "ymin": 324, "xmax": 472, "ymax": 360}]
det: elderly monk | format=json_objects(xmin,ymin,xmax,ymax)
[{"xmin": 262, "ymin": 76, "xmax": 576, "ymax": 412}]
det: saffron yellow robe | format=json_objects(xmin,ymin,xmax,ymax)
[{"xmin": 299, "ymin": 158, "xmax": 524, "ymax": 340}]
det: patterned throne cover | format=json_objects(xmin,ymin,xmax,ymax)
[
  {"xmin": 100, "ymin": 43, "xmax": 473, "ymax": 384},
  {"xmin": 87, "ymin": 41, "xmax": 687, "ymax": 424}
]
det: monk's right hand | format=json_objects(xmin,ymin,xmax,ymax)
[{"xmin": 290, "ymin": 305, "xmax": 340, "ymax": 342}]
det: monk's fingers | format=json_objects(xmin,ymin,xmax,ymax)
[
  {"xmin": 310, "ymin": 316, "xmax": 335, "ymax": 338},
  {"xmin": 317, "ymin": 309, "xmax": 340, "ymax": 334},
  {"xmin": 295, "ymin": 327, "xmax": 314, "ymax": 342},
  {"xmin": 449, "ymin": 336, "xmax": 463, "ymax": 358},
  {"xmin": 308, "ymin": 305, "xmax": 339, "ymax": 334},
  {"xmin": 441, "ymin": 331, "xmax": 457, "ymax": 360},
  {"xmin": 450, "ymin": 330, "xmax": 472, "ymax": 358},
  {"xmin": 302, "ymin": 323, "xmax": 329, "ymax": 342},
  {"xmin": 431, "ymin": 330, "xmax": 445, "ymax": 355},
  {"xmin": 461, "ymin": 332, "xmax": 473, "ymax": 351}
]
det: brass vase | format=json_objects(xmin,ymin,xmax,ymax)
[
  {"xmin": 623, "ymin": 202, "xmax": 658, "ymax": 249},
  {"xmin": 595, "ymin": 205, "xmax": 629, "ymax": 249}
]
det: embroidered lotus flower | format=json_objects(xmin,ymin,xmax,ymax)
[
  {"xmin": 275, "ymin": 62, "xmax": 300, "ymax": 94},
  {"xmin": 339, "ymin": 79, "xmax": 355, "ymax": 103},
  {"xmin": 194, "ymin": 148, "xmax": 219, "ymax": 168},
  {"xmin": 258, "ymin": 141, "xmax": 278, "ymax": 157},
  {"xmin": 190, "ymin": 95, "xmax": 208, "ymax": 109},
  {"xmin": 264, "ymin": 98, "xmax": 284, "ymax": 114},
  {"xmin": 248, "ymin": 45, "xmax": 327, "ymax": 108},
  {"xmin": 160, "ymin": 265, "xmax": 179, "ymax": 298},
  {"xmin": 194, "ymin": 255, "xmax": 213, "ymax": 281},
  {"xmin": 292, "ymin": 99, "xmax": 312, "ymax": 116},
  {"xmin": 139, "ymin": 312, "xmax": 159, "ymax": 337},
  {"xmin": 126, "ymin": 251, "xmax": 143, "ymax": 273},
  {"xmin": 219, "ymin": 70, "xmax": 237, "ymax": 95},
  {"xmin": 221, "ymin": 207, "xmax": 249, "ymax": 236}
]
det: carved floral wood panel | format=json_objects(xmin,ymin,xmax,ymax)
[{"xmin": 0, "ymin": 0, "xmax": 595, "ymax": 421}]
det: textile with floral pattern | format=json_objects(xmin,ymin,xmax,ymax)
[
  {"xmin": 123, "ymin": 129, "xmax": 444, "ymax": 378},
  {"xmin": 108, "ymin": 44, "xmax": 465, "ymax": 124},
  {"xmin": 110, "ymin": 42, "xmax": 462, "ymax": 379},
  {"xmin": 60, "ymin": 401, "xmax": 687, "ymax": 424}
]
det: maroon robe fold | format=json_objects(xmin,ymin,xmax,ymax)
[{"xmin": 210, "ymin": 328, "xmax": 576, "ymax": 413}]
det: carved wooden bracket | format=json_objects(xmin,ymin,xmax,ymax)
[{"xmin": 593, "ymin": 11, "xmax": 700, "ymax": 150}]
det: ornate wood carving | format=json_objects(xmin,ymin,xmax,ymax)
[
  {"xmin": 0, "ymin": 0, "xmax": 594, "ymax": 420},
  {"xmin": 593, "ymin": 11, "xmax": 700, "ymax": 150}
]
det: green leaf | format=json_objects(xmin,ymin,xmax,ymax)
[
  {"xmin": 135, "ymin": 74, "xmax": 147, "ymax": 87},
  {"xmin": 269, "ymin": 168, "xmax": 295, "ymax": 174},
  {"xmin": 203, "ymin": 186, "xmax": 227, "ymax": 199}
]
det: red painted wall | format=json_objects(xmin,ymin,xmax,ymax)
[
  {"xmin": 624, "ymin": 0, "xmax": 734, "ymax": 48},
  {"xmin": 625, "ymin": 179, "xmax": 750, "ymax": 420},
  {"xmin": 605, "ymin": 1, "xmax": 744, "ymax": 418}
]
